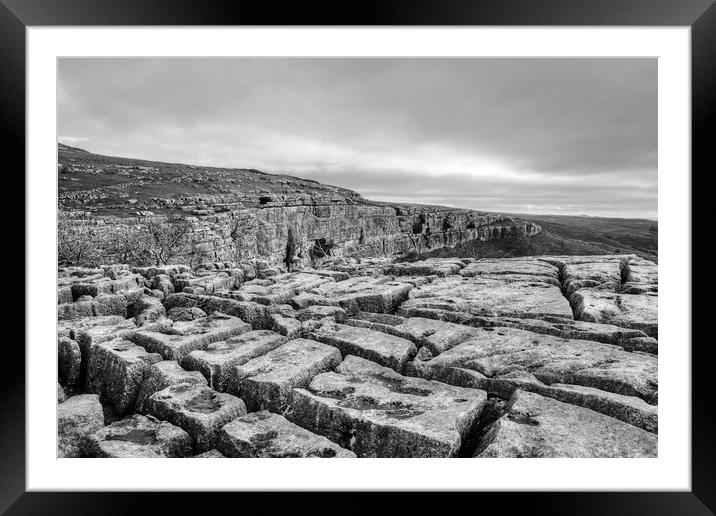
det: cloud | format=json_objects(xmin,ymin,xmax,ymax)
[
  {"xmin": 58, "ymin": 57, "xmax": 657, "ymax": 218},
  {"xmin": 58, "ymin": 136, "xmax": 90, "ymax": 144}
]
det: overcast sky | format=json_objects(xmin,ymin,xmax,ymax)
[{"xmin": 58, "ymin": 58, "xmax": 657, "ymax": 219}]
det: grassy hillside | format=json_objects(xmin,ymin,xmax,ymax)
[{"xmin": 57, "ymin": 143, "xmax": 365, "ymax": 216}]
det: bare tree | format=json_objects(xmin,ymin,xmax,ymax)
[
  {"xmin": 104, "ymin": 225, "xmax": 152, "ymax": 265},
  {"xmin": 144, "ymin": 216, "xmax": 192, "ymax": 265},
  {"xmin": 57, "ymin": 215, "xmax": 103, "ymax": 267}
]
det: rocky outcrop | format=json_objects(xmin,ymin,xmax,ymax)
[
  {"xmin": 64, "ymin": 204, "xmax": 540, "ymax": 269},
  {"xmin": 58, "ymin": 144, "xmax": 540, "ymax": 267}
]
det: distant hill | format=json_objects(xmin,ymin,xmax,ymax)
[
  {"xmin": 420, "ymin": 213, "xmax": 657, "ymax": 262},
  {"xmin": 57, "ymin": 143, "xmax": 366, "ymax": 217}
]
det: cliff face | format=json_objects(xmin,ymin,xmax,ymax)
[
  {"xmin": 77, "ymin": 202, "xmax": 540, "ymax": 267},
  {"xmin": 58, "ymin": 144, "xmax": 541, "ymax": 266}
]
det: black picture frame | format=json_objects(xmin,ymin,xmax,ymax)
[{"xmin": 3, "ymin": 0, "xmax": 712, "ymax": 513}]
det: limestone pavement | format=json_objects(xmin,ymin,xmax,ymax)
[{"xmin": 57, "ymin": 254, "xmax": 658, "ymax": 458}]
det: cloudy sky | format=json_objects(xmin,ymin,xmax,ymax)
[{"xmin": 58, "ymin": 58, "xmax": 657, "ymax": 219}]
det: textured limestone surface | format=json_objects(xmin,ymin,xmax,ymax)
[
  {"xmin": 130, "ymin": 313, "xmax": 251, "ymax": 360},
  {"xmin": 218, "ymin": 410, "xmax": 356, "ymax": 458},
  {"xmin": 309, "ymin": 321, "xmax": 417, "ymax": 373},
  {"xmin": 459, "ymin": 258, "xmax": 561, "ymax": 286},
  {"xmin": 287, "ymin": 356, "xmax": 487, "ymax": 457},
  {"xmin": 402, "ymin": 275, "xmax": 574, "ymax": 320},
  {"xmin": 135, "ymin": 360, "xmax": 208, "ymax": 412},
  {"xmin": 58, "ymin": 394, "xmax": 104, "ymax": 457},
  {"xmin": 85, "ymin": 339, "xmax": 163, "ymax": 415},
  {"xmin": 145, "ymin": 383, "xmax": 246, "ymax": 452},
  {"xmin": 309, "ymin": 276, "xmax": 415, "ymax": 315},
  {"xmin": 57, "ymin": 254, "xmax": 658, "ymax": 458},
  {"xmin": 58, "ymin": 336, "xmax": 82, "ymax": 391},
  {"xmin": 570, "ymin": 290, "xmax": 658, "ymax": 338},
  {"xmin": 410, "ymin": 327, "xmax": 657, "ymax": 403},
  {"xmin": 231, "ymin": 339, "xmax": 342, "ymax": 412},
  {"xmin": 85, "ymin": 414, "xmax": 193, "ymax": 458},
  {"xmin": 476, "ymin": 390, "xmax": 657, "ymax": 458},
  {"xmin": 181, "ymin": 330, "xmax": 288, "ymax": 391}
]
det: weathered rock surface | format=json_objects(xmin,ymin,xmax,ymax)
[
  {"xmin": 410, "ymin": 327, "xmax": 657, "ymax": 403},
  {"xmin": 85, "ymin": 414, "xmax": 193, "ymax": 458},
  {"xmin": 571, "ymin": 290, "xmax": 658, "ymax": 338},
  {"xmin": 166, "ymin": 306, "xmax": 207, "ymax": 321},
  {"xmin": 309, "ymin": 321, "xmax": 417, "ymax": 373},
  {"xmin": 218, "ymin": 410, "xmax": 356, "ymax": 458},
  {"xmin": 296, "ymin": 305, "xmax": 347, "ymax": 323},
  {"xmin": 57, "ymin": 383, "xmax": 67, "ymax": 403},
  {"xmin": 231, "ymin": 339, "xmax": 342, "ymax": 412},
  {"xmin": 459, "ymin": 258, "xmax": 561, "ymax": 286},
  {"xmin": 181, "ymin": 330, "xmax": 288, "ymax": 391},
  {"xmin": 133, "ymin": 264, "xmax": 191, "ymax": 279},
  {"xmin": 309, "ymin": 276, "xmax": 414, "ymax": 315},
  {"xmin": 476, "ymin": 390, "xmax": 657, "ymax": 457},
  {"xmin": 58, "ymin": 293, "xmax": 130, "ymax": 320},
  {"xmin": 388, "ymin": 317, "xmax": 481, "ymax": 355},
  {"xmin": 85, "ymin": 339, "xmax": 163, "ymax": 415},
  {"xmin": 130, "ymin": 313, "xmax": 250, "ymax": 360},
  {"xmin": 287, "ymin": 355, "xmax": 487, "ymax": 457},
  {"xmin": 164, "ymin": 292, "xmax": 273, "ymax": 329},
  {"xmin": 58, "ymin": 253, "xmax": 658, "ymax": 458},
  {"xmin": 537, "ymin": 383, "xmax": 657, "ymax": 433},
  {"xmin": 402, "ymin": 275, "xmax": 573, "ymax": 320},
  {"xmin": 58, "ymin": 336, "xmax": 82, "ymax": 391},
  {"xmin": 386, "ymin": 258, "xmax": 466, "ymax": 277},
  {"xmin": 271, "ymin": 314, "xmax": 302, "ymax": 339},
  {"xmin": 233, "ymin": 272, "xmax": 333, "ymax": 305},
  {"xmin": 68, "ymin": 272, "xmax": 144, "ymax": 300},
  {"xmin": 150, "ymin": 274, "xmax": 175, "ymax": 296},
  {"xmin": 145, "ymin": 383, "xmax": 246, "ymax": 452},
  {"xmin": 175, "ymin": 271, "xmax": 237, "ymax": 294},
  {"xmin": 623, "ymin": 256, "xmax": 658, "ymax": 294},
  {"xmin": 58, "ymin": 394, "xmax": 104, "ymax": 457},
  {"xmin": 133, "ymin": 295, "xmax": 167, "ymax": 325},
  {"xmin": 135, "ymin": 360, "xmax": 207, "ymax": 412},
  {"xmin": 622, "ymin": 336, "xmax": 658, "ymax": 354},
  {"xmin": 474, "ymin": 316, "xmax": 650, "ymax": 347},
  {"xmin": 192, "ymin": 449, "xmax": 226, "ymax": 458},
  {"xmin": 561, "ymin": 257, "xmax": 623, "ymax": 296}
]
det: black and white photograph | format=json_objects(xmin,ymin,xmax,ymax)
[
  {"xmin": 55, "ymin": 56, "xmax": 660, "ymax": 459},
  {"xmin": 1, "ymin": 0, "xmax": 711, "ymax": 507}
]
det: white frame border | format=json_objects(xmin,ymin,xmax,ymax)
[{"xmin": 27, "ymin": 26, "xmax": 690, "ymax": 491}]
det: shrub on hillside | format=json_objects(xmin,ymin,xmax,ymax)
[
  {"xmin": 144, "ymin": 216, "xmax": 192, "ymax": 266},
  {"xmin": 104, "ymin": 225, "xmax": 153, "ymax": 266},
  {"xmin": 58, "ymin": 214, "xmax": 194, "ymax": 267},
  {"xmin": 58, "ymin": 215, "xmax": 104, "ymax": 267}
]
